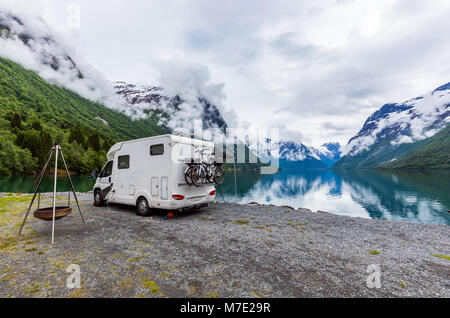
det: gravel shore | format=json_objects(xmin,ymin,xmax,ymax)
[{"xmin": 0, "ymin": 193, "xmax": 449, "ymax": 298}]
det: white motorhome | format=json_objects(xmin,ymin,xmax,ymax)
[{"xmin": 93, "ymin": 134, "xmax": 217, "ymax": 216}]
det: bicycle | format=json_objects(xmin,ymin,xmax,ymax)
[
  {"xmin": 184, "ymin": 159, "xmax": 198, "ymax": 186},
  {"xmin": 190, "ymin": 161, "xmax": 224, "ymax": 187},
  {"xmin": 204, "ymin": 161, "xmax": 224, "ymax": 185},
  {"xmin": 212, "ymin": 162, "xmax": 224, "ymax": 185},
  {"xmin": 184, "ymin": 148, "xmax": 224, "ymax": 187},
  {"xmin": 190, "ymin": 162, "xmax": 207, "ymax": 187}
]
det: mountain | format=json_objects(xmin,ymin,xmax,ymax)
[
  {"xmin": 0, "ymin": 12, "xmax": 83, "ymax": 79},
  {"xmin": 254, "ymin": 140, "xmax": 342, "ymax": 170},
  {"xmin": 0, "ymin": 10, "xmax": 231, "ymax": 128},
  {"xmin": 0, "ymin": 10, "xmax": 260, "ymax": 174},
  {"xmin": 256, "ymin": 141, "xmax": 325, "ymax": 169},
  {"xmin": 0, "ymin": 56, "xmax": 166, "ymax": 175},
  {"xmin": 114, "ymin": 82, "xmax": 228, "ymax": 133},
  {"xmin": 380, "ymin": 124, "xmax": 450, "ymax": 169},
  {"xmin": 313, "ymin": 143, "xmax": 342, "ymax": 168},
  {"xmin": 278, "ymin": 141, "xmax": 327, "ymax": 169},
  {"xmin": 335, "ymin": 83, "xmax": 450, "ymax": 169}
]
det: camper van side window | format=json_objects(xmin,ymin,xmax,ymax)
[
  {"xmin": 150, "ymin": 144, "xmax": 164, "ymax": 156},
  {"xmin": 118, "ymin": 155, "xmax": 130, "ymax": 169}
]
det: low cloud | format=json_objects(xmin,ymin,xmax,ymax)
[
  {"xmin": 0, "ymin": 7, "xmax": 238, "ymax": 135},
  {"xmin": 321, "ymin": 121, "xmax": 352, "ymax": 132}
]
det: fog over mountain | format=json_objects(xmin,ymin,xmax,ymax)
[{"xmin": 0, "ymin": 8, "xmax": 232, "ymax": 134}]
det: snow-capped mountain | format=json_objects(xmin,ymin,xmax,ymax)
[
  {"xmin": 336, "ymin": 83, "xmax": 450, "ymax": 168},
  {"xmin": 312, "ymin": 143, "xmax": 342, "ymax": 168},
  {"xmin": 114, "ymin": 81, "xmax": 228, "ymax": 133},
  {"xmin": 257, "ymin": 141, "xmax": 341, "ymax": 169}
]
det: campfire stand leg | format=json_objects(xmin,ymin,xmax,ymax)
[
  {"xmin": 18, "ymin": 149, "xmax": 54, "ymax": 236},
  {"xmin": 51, "ymin": 145, "xmax": 59, "ymax": 244},
  {"xmin": 59, "ymin": 148, "xmax": 85, "ymax": 226}
]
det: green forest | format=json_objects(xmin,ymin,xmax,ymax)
[{"xmin": 0, "ymin": 57, "xmax": 167, "ymax": 176}]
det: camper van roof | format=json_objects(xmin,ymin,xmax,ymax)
[{"xmin": 106, "ymin": 134, "xmax": 214, "ymax": 160}]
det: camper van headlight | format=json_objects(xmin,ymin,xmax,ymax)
[
  {"xmin": 172, "ymin": 194, "xmax": 185, "ymax": 201},
  {"xmin": 209, "ymin": 190, "xmax": 217, "ymax": 196}
]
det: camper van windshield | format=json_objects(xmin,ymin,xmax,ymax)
[
  {"xmin": 100, "ymin": 161, "xmax": 113, "ymax": 178},
  {"xmin": 150, "ymin": 144, "xmax": 164, "ymax": 156}
]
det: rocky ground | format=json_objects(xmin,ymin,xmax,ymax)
[{"xmin": 0, "ymin": 193, "xmax": 448, "ymax": 298}]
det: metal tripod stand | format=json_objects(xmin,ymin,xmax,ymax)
[{"xmin": 18, "ymin": 144, "xmax": 86, "ymax": 243}]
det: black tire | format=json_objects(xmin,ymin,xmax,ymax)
[
  {"xmin": 136, "ymin": 197, "xmax": 152, "ymax": 216},
  {"xmin": 213, "ymin": 166, "xmax": 225, "ymax": 185},
  {"xmin": 94, "ymin": 189, "xmax": 105, "ymax": 207},
  {"xmin": 191, "ymin": 166, "xmax": 205, "ymax": 187},
  {"xmin": 185, "ymin": 166, "xmax": 194, "ymax": 185}
]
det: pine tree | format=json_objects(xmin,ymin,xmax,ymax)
[
  {"xmin": 88, "ymin": 132, "xmax": 101, "ymax": 151},
  {"xmin": 32, "ymin": 120, "xmax": 42, "ymax": 131},
  {"xmin": 10, "ymin": 113, "xmax": 21, "ymax": 129},
  {"xmin": 69, "ymin": 126, "xmax": 85, "ymax": 144}
]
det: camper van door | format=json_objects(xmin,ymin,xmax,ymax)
[
  {"xmin": 98, "ymin": 160, "xmax": 113, "ymax": 199},
  {"xmin": 99, "ymin": 161, "xmax": 113, "ymax": 186},
  {"xmin": 116, "ymin": 154, "xmax": 132, "ymax": 203}
]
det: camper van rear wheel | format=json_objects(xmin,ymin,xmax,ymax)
[
  {"xmin": 94, "ymin": 190, "xmax": 105, "ymax": 207},
  {"xmin": 136, "ymin": 197, "xmax": 151, "ymax": 216}
]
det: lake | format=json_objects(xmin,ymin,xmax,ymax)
[
  {"xmin": 0, "ymin": 169, "xmax": 449, "ymax": 225},
  {"xmin": 218, "ymin": 169, "xmax": 450, "ymax": 226}
]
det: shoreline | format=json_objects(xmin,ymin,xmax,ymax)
[{"xmin": 1, "ymin": 192, "xmax": 447, "ymax": 227}]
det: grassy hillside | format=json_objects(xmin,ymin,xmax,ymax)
[
  {"xmin": 380, "ymin": 125, "xmax": 450, "ymax": 169},
  {"xmin": 0, "ymin": 57, "xmax": 167, "ymax": 175}
]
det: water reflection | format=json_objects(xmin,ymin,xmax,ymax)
[
  {"xmin": 0, "ymin": 175, "xmax": 95, "ymax": 194},
  {"xmin": 218, "ymin": 169, "xmax": 450, "ymax": 225},
  {"xmin": 0, "ymin": 170, "xmax": 448, "ymax": 225}
]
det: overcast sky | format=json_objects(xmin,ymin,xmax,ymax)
[{"xmin": 4, "ymin": 0, "xmax": 450, "ymax": 147}]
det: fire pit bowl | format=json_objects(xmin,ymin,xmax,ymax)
[{"xmin": 34, "ymin": 206, "xmax": 72, "ymax": 221}]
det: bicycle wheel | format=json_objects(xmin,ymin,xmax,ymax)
[
  {"xmin": 213, "ymin": 166, "xmax": 225, "ymax": 185},
  {"xmin": 185, "ymin": 165, "xmax": 194, "ymax": 185},
  {"xmin": 205, "ymin": 164, "xmax": 214, "ymax": 184},
  {"xmin": 191, "ymin": 166, "xmax": 205, "ymax": 187}
]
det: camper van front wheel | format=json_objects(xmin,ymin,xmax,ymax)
[
  {"xmin": 136, "ymin": 197, "xmax": 151, "ymax": 216},
  {"xmin": 94, "ymin": 190, "xmax": 105, "ymax": 207}
]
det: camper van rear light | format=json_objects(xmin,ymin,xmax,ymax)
[
  {"xmin": 209, "ymin": 190, "xmax": 217, "ymax": 196},
  {"xmin": 172, "ymin": 194, "xmax": 185, "ymax": 201}
]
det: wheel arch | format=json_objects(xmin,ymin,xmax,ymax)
[{"xmin": 135, "ymin": 190, "xmax": 152, "ymax": 206}]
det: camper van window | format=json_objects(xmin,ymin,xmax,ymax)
[
  {"xmin": 100, "ymin": 161, "xmax": 113, "ymax": 178},
  {"xmin": 150, "ymin": 144, "xmax": 164, "ymax": 156},
  {"xmin": 118, "ymin": 155, "xmax": 130, "ymax": 169}
]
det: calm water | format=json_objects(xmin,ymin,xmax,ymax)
[
  {"xmin": 0, "ymin": 170, "xmax": 449, "ymax": 225},
  {"xmin": 0, "ymin": 175, "xmax": 95, "ymax": 194},
  {"xmin": 217, "ymin": 169, "xmax": 450, "ymax": 225}
]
